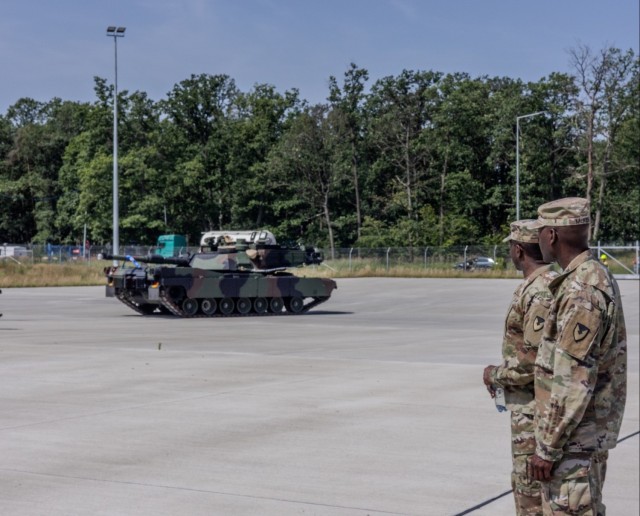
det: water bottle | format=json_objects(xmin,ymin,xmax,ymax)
[{"xmin": 494, "ymin": 387, "xmax": 507, "ymax": 412}]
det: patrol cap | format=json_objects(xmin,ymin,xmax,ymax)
[
  {"xmin": 531, "ymin": 197, "xmax": 591, "ymax": 228},
  {"xmin": 502, "ymin": 219, "xmax": 540, "ymax": 243}
]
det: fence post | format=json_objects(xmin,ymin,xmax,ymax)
[
  {"xmin": 493, "ymin": 245, "xmax": 497, "ymax": 261},
  {"xmin": 463, "ymin": 245, "xmax": 468, "ymax": 270},
  {"xmin": 349, "ymin": 247, "xmax": 354, "ymax": 272},
  {"xmin": 424, "ymin": 247, "xmax": 429, "ymax": 268},
  {"xmin": 386, "ymin": 247, "xmax": 391, "ymax": 271}
]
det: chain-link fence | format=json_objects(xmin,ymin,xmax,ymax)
[
  {"xmin": 321, "ymin": 245, "xmax": 512, "ymax": 272},
  {"xmin": 329, "ymin": 243, "xmax": 639, "ymax": 276}
]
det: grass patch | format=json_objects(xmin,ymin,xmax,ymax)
[
  {"xmin": 0, "ymin": 261, "xmax": 106, "ymax": 288},
  {"xmin": 297, "ymin": 262, "xmax": 521, "ymax": 279}
]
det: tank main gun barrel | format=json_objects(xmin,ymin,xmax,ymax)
[{"xmin": 99, "ymin": 253, "xmax": 191, "ymax": 267}]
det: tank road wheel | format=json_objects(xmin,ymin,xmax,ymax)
[
  {"xmin": 200, "ymin": 298, "xmax": 217, "ymax": 316},
  {"xmin": 219, "ymin": 298, "xmax": 235, "ymax": 315},
  {"xmin": 253, "ymin": 297, "xmax": 268, "ymax": 314},
  {"xmin": 182, "ymin": 298, "xmax": 199, "ymax": 317},
  {"xmin": 269, "ymin": 297, "xmax": 284, "ymax": 313},
  {"xmin": 285, "ymin": 296, "xmax": 305, "ymax": 314},
  {"xmin": 236, "ymin": 297, "xmax": 252, "ymax": 315}
]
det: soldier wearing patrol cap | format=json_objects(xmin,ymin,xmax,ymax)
[
  {"xmin": 483, "ymin": 219, "xmax": 558, "ymax": 516},
  {"xmin": 527, "ymin": 198, "xmax": 627, "ymax": 515}
]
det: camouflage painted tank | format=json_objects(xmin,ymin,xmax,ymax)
[{"xmin": 101, "ymin": 240, "xmax": 336, "ymax": 317}]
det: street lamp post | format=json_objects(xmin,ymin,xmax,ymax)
[
  {"xmin": 106, "ymin": 26, "xmax": 126, "ymax": 261},
  {"xmin": 516, "ymin": 111, "xmax": 545, "ymax": 220}
]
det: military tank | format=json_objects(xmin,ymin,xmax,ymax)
[{"xmin": 100, "ymin": 237, "xmax": 336, "ymax": 317}]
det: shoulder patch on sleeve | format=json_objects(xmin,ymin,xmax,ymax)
[
  {"xmin": 524, "ymin": 300, "xmax": 551, "ymax": 348},
  {"xmin": 558, "ymin": 309, "xmax": 600, "ymax": 361}
]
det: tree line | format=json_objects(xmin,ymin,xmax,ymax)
[{"xmin": 0, "ymin": 45, "xmax": 637, "ymax": 255}]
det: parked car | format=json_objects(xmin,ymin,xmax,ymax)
[
  {"xmin": 454, "ymin": 256, "xmax": 496, "ymax": 271},
  {"xmin": 454, "ymin": 258, "xmax": 474, "ymax": 271},
  {"xmin": 473, "ymin": 256, "xmax": 496, "ymax": 269}
]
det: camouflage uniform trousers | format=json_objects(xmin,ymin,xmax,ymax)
[
  {"xmin": 511, "ymin": 411, "xmax": 542, "ymax": 515},
  {"xmin": 540, "ymin": 451, "xmax": 608, "ymax": 515}
]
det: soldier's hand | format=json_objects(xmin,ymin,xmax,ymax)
[
  {"xmin": 483, "ymin": 365, "xmax": 496, "ymax": 396},
  {"xmin": 527, "ymin": 454, "xmax": 554, "ymax": 482}
]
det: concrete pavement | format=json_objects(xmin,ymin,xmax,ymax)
[{"xmin": 0, "ymin": 278, "xmax": 637, "ymax": 515}]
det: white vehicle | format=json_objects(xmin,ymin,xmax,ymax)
[
  {"xmin": 200, "ymin": 230, "xmax": 277, "ymax": 248},
  {"xmin": 0, "ymin": 245, "xmax": 29, "ymax": 257}
]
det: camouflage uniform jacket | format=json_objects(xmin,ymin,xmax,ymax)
[
  {"xmin": 489, "ymin": 264, "xmax": 558, "ymax": 415},
  {"xmin": 534, "ymin": 250, "xmax": 627, "ymax": 462}
]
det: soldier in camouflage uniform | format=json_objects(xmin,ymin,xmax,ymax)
[
  {"xmin": 484, "ymin": 220, "xmax": 558, "ymax": 516},
  {"xmin": 528, "ymin": 198, "xmax": 627, "ymax": 515}
]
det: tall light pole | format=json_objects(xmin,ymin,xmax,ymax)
[
  {"xmin": 516, "ymin": 111, "xmax": 545, "ymax": 220},
  {"xmin": 106, "ymin": 26, "xmax": 126, "ymax": 260}
]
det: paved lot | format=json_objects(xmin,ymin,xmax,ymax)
[{"xmin": 0, "ymin": 278, "xmax": 637, "ymax": 516}]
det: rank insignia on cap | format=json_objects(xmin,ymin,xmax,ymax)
[
  {"xmin": 533, "ymin": 316, "xmax": 545, "ymax": 332},
  {"xmin": 573, "ymin": 322, "xmax": 590, "ymax": 342}
]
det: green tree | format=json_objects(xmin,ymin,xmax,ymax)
[
  {"xmin": 1, "ymin": 98, "xmax": 90, "ymax": 243},
  {"xmin": 596, "ymin": 52, "xmax": 640, "ymax": 242},
  {"xmin": 426, "ymin": 73, "xmax": 489, "ymax": 244},
  {"xmin": 569, "ymin": 45, "xmax": 639, "ymax": 240},
  {"xmin": 328, "ymin": 63, "xmax": 370, "ymax": 240},
  {"xmin": 365, "ymin": 70, "xmax": 442, "ymax": 233},
  {"xmin": 229, "ymin": 84, "xmax": 301, "ymax": 229},
  {"xmin": 268, "ymin": 105, "xmax": 341, "ymax": 255},
  {"xmin": 160, "ymin": 74, "xmax": 239, "ymax": 240}
]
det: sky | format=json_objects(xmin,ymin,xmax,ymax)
[{"xmin": 1, "ymin": 0, "xmax": 638, "ymax": 113}]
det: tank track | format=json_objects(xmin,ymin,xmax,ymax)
[
  {"xmin": 116, "ymin": 291, "xmax": 152, "ymax": 315},
  {"xmin": 158, "ymin": 290, "xmax": 330, "ymax": 318}
]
